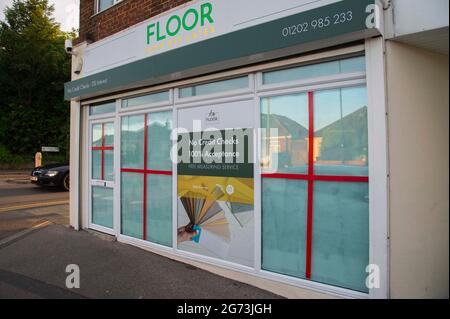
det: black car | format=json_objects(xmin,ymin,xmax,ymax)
[{"xmin": 30, "ymin": 163, "xmax": 70, "ymax": 191}]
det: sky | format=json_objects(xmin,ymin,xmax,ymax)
[{"xmin": 0, "ymin": 0, "xmax": 79, "ymax": 32}]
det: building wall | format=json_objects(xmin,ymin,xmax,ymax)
[
  {"xmin": 391, "ymin": 0, "xmax": 449, "ymax": 37},
  {"xmin": 76, "ymin": 0, "xmax": 191, "ymax": 44},
  {"xmin": 386, "ymin": 41, "xmax": 449, "ymax": 298}
]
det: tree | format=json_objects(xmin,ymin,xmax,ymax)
[{"xmin": 0, "ymin": 0, "xmax": 73, "ymax": 159}]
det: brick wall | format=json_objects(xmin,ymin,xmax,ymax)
[{"xmin": 76, "ymin": 0, "xmax": 192, "ymax": 45}]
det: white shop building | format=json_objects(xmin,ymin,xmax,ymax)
[{"xmin": 66, "ymin": 0, "xmax": 449, "ymax": 299}]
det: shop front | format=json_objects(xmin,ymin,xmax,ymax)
[{"xmin": 66, "ymin": 0, "xmax": 390, "ymax": 299}]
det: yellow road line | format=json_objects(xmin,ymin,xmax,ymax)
[
  {"xmin": 0, "ymin": 220, "xmax": 52, "ymax": 246},
  {"xmin": 0, "ymin": 175, "xmax": 29, "ymax": 179},
  {"xmin": 0, "ymin": 200, "xmax": 69, "ymax": 213}
]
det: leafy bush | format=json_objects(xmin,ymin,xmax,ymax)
[{"xmin": 0, "ymin": 0, "xmax": 73, "ymax": 164}]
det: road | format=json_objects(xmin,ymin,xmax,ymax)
[
  {"xmin": 0, "ymin": 171, "xmax": 282, "ymax": 299},
  {"xmin": 0, "ymin": 171, "xmax": 69, "ymax": 241}
]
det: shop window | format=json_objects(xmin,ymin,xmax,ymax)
[
  {"xmin": 121, "ymin": 172, "xmax": 144, "ymax": 238},
  {"xmin": 147, "ymin": 174, "xmax": 172, "ymax": 246},
  {"xmin": 89, "ymin": 101, "xmax": 116, "ymax": 116},
  {"xmin": 262, "ymin": 56, "xmax": 365, "ymax": 86},
  {"xmin": 91, "ymin": 123, "xmax": 114, "ymax": 181},
  {"xmin": 314, "ymin": 87, "xmax": 368, "ymax": 176},
  {"xmin": 178, "ymin": 76, "xmax": 249, "ymax": 98},
  {"xmin": 261, "ymin": 94, "xmax": 309, "ymax": 175},
  {"xmin": 122, "ymin": 91, "xmax": 170, "ymax": 109},
  {"xmin": 261, "ymin": 87, "xmax": 369, "ymax": 293},
  {"xmin": 121, "ymin": 115, "xmax": 145, "ymax": 169},
  {"xmin": 121, "ymin": 111, "xmax": 173, "ymax": 246},
  {"xmin": 262, "ymin": 179, "xmax": 307, "ymax": 278},
  {"xmin": 311, "ymin": 182, "xmax": 369, "ymax": 292}
]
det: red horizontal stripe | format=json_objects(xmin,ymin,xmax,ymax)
[
  {"xmin": 121, "ymin": 168, "xmax": 173, "ymax": 176},
  {"xmin": 92, "ymin": 146, "xmax": 114, "ymax": 151},
  {"xmin": 262, "ymin": 173, "xmax": 368, "ymax": 183},
  {"xmin": 147, "ymin": 170, "xmax": 173, "ymax": 176},
  {"xmin": 314, "ymin": 175, "xmax": 369, "ymax": 183},
  {"xmin": 261, "ymin": 173, "xmax": 309, "ymax": 180},
  {"xmin": 121, "ymin": 168, "xmax": 144, "ymax": 174}
]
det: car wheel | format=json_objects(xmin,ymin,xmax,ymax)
[{"xmin": 61, "ymin": 173, "xmax": 70, "ymax": 191}]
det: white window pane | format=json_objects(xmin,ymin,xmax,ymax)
[
  {"xmin": 92, "ymin": 124, "xmax": 102, "ymax": 147},
  {"xmin": 262, "ymin": 179, "xmax": 307, "ymax": 278},
  {"xmin": 99, "ymin": 0, "xmax": 114, "ymax": 12},
  {"xmin": 92, "ymin": 150, "xmax": 102, "ymax": 180},
  {"xmin": 146, "ymin": 174, "xmax": 172, "ymax": 247},
  {"xmin": 261, "ymin": 94, "xmax": 309, "ymax": 174},
  {"xmin": 121, "ymin": 173, "xmax": 143, "ymax": 239},
  {"xmin": 147, "ymin": 111, "xmax": 173, "ymax": 171},
  {"xmin": 121, "ymin": 115, "xmax": 145, "ymax": 169},
  {"xmin": 311, "ymin": 182, "xmax": 369, "ymax": 293},
  {"xmin": 314, "ymin": 87, "xmax": 369, "ymax": 176},
  {"xmin": 263, "ymin": 56, "xmax": 365, "ymax": 85},
  {"xmin": 122, "ymin": 91, "xmax": 169, "ymax": 108},
  {"xmin": 90, "ymin": 101, "xmax": 115, "ymax": 116},
  {"xmin": 179, "ymin": 76, "xmax": 249, "ymax": 98},
  {"xmin": 92, "ymin": 187, "xmax": 113, "ymax": 229}
]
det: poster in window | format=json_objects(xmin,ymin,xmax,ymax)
[{"xmin": 177, "ymin": 100, "xmax": 254, "ymax": 267}]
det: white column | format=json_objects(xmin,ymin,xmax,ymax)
[
  {"xmin": 365, "ymin": 36, "xmax": 390, "ymax": 299},
  {"xmin": 69, "ymin": 100, "xmax": 81, "ymax": 230}
]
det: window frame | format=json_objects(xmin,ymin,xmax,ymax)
[
  {"xmin": 79, "ymin": 43, "xmax": 388, "ymax": 299},
  {"xmin": 118, "ymin": 105, "xmax": 175, "ymax": 249},
  {"xmin": 255, "ymin": 70, "xmax": 369, "ymax": 298},
  {"xmin": 174, "ymin": 74, "xmax": 254, "ymax": 105},
  {"xmin": 95, "ymin": 0, "xmax": 123, "ymax": 15},
  {"xmin": 119, "ymin": 90, "xmax": 173, "ymax": 114},
  {"xmin": 89, "ymin": 100, "xmax": 117, "ymax": 120},
  {"xmin": 88, "ymin": 116, "xmax": 117, "ymax": 236},
  {"xmin": 258, "ymin": 86, "xmax": 370, "ymax": 293}
]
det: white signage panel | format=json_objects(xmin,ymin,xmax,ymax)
[{"xmin": 83, "ymin": 0, "xmax": 341, "ymax": 76}]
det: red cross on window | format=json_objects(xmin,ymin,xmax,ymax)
[
  {"xmin": 261, "ymin": 91, "xmax": 369, "ymax": 280},
  {"xmin": 92, "ymin": 123, "xmax": 114, "ymax": 181},
  {"xmin": 121, "ymin": 114, "xmax": 173, "ymax": 241}
]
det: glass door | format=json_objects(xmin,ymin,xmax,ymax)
[{"xmin": 90, "ymin": 120, "xmax": 115, "ymax": 233}]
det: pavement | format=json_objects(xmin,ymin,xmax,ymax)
[{"xmin": 0, "ymin": 171, "xmax": 282, "ymax": 299}]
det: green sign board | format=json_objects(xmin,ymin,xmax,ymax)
[
  {"xmin": 65, "ymin": 0, "xmax": 380, "ymax": 100},
  {"xmin": 177, "ymin": 129, "xmax": 254, "ymax": 178}
]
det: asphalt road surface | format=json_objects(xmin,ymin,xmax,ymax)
[
  {"xmin": 0, "ymin": 171, "xmax": 69, "ymax": 241},
  {"xmin": 0, "ymin": 171, "xmax": 282, "ymax": 299}
]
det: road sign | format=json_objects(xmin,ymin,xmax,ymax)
[{"xmin": 41, "ymin": 146, "xmax": 60, "ymax": 153}]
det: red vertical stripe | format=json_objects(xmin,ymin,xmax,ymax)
[
  {"xmin": 308, "ymin": 92, "xmax": 314, "ymax": 178},
  {"xmin": 305, "ymin": 91, "xmax": 314, "ymax": 279},
  {"xmin": 143, "ymin": 114, "xmax": 148, "ymax": 241},
  {"xmin": 101, "ymin": 123, "xmax": 105, "ymax": 181}
]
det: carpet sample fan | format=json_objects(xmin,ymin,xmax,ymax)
[{"xmin": 180, "ymin": 186, "xmax": 230, "ymax": 243}]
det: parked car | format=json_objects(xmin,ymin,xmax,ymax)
[{"xmin": 30, "ymin": 163, "xmax": 70, "ymax": 191}]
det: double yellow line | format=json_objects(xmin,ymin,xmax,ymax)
[{"xmin": 0, "ymin": 200, "xmax": 69, "ymax": 213}]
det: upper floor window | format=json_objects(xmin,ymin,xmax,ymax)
[{"xmin": 97, "ymin": 0, "xmax": 122, "ymax": 14}]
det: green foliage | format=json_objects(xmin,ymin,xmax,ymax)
[
  {"xmin": 0, "ymin": 0, "xmax": 73, "ymax": 163},
  {"xmin": 0, "ymin": 144, "xmax": 29, "ymax": 165}
]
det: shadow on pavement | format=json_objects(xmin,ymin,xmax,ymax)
[{"xmin": 0, "ymin": 269, "xmax": 86, "ymax": 299}]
